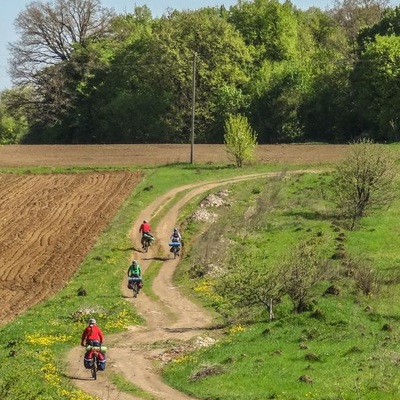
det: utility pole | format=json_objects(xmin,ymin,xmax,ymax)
[{"xmin": 190, "ymin": 51, "xmax": 196, "ymax": 164}]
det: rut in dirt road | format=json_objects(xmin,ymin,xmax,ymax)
[{"xmin": 67, "ymin": 172, "xmax": 314, "ymax": 400}]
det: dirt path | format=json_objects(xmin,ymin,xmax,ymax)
[{"xmin": 67, "ymin": 171, "xmax": 315, "ymax": 400}]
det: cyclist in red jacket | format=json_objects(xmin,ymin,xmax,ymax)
[
  {"xmin": 81, "ymin": 318, "xmax": 104, "ymax": 347},
  {"xmin": 139, "ymin": 219, "xmax": 153, "ymax": 248}
]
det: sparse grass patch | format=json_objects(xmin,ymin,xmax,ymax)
[{"xmin": 109, "ymin": 373, "xmax": 161, "ymax": 400}]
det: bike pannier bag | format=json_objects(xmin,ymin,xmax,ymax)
[
  {"xmin": 97, "ymin": 359, "xmax": 106, "ymax": 370},
  {"xmin": 97, "ymin": 352, "xmax": 106, "ymax": 370},
  {"xmin": 84, "ymin": 351, "xmax": 94, "ymax": 369}
]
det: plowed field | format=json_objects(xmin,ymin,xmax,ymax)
[
  {"xmin": 0, "ymin": 171, "xmax": 141, "ymax": 324},
  {"xmin": 0, "ymin": 143, "xmax": 347, "ymax": 167}
]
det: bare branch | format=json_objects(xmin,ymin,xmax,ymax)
[{"xmin": 8, "ymin": 0, "xmax": 115, "ymax": 85}]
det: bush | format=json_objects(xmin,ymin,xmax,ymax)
[
  {"xmin": 332, "ymin": 139, "xmax": 397, "ymax": 230},
  {"xmin": 224, "ymin": 114, "xmax": 258, "ymax": 168}
]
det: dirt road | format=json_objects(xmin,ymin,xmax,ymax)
[{"xmin": 67, "ymin": 172, "xmax": 282, "ymax": 400}]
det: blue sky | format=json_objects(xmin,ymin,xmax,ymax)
[{"xmin": 0, "ymin": 0, "xmax": 363, "ymax": 90}]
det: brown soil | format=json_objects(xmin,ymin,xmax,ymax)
[
  {"xmin": 0, "ymin": 143, "xmax": 348, "ymax": 167},
  {"xmin": 0, "ymin": 171, "xmax": 142, "ymax": 325},
  {"xmin": 0, "ymin": 144, "xmax": 346, "ymax": 400}
]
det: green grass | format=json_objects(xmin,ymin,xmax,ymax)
[
  {"xmin": 165, "ymin": 314, "xmax": 400, "ymax": 399},
  {"xmin": 3, "ymin": 159, "xmax": 399, "ymax": 399},
  {"xmin": 164, "ymin": 171, "xmax": 400, "ymax": 400},
  {"xmin": 0, "ymin": 162, "xmax": 288, "ymax": 399}
]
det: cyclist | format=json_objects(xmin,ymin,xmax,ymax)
[
  {"xmin": 127, "ymin": 259, "xmax": 142, "ymax": 278},
  {"xmin": 81, "ymin": 318, "xmax": 106, "ymax": 370},
  {"xmin": 127, "ymin": 260, "xmax": 143, "ymax": 291},
  {"xmin": 169, "ymin": 228, "xmax": 182, "ymax": 254},
  {"xmin": 170, "ymin": 227, "xmax": 182, "ymax": 243},
  {"xmin": 81, "ymin": 318, "xmax": 104, "ymax": 347},
  {"xmin": 139, "ymin": 219, "xmax": 153, "ymax": 249}
]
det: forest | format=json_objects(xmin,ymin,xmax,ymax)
[{"xmin": 0, "ymin": 0, "xmax": 399, "ymax": 145}]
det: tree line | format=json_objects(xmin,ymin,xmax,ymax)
[{"xmin": 0, "ymin": 0, "xmax": 399, "ymax": 145}]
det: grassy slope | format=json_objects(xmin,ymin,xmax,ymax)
[{"xmin": 164, "ymin": 171, "xmax": 400, "ymax": 400}]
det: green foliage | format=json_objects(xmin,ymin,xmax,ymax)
[
  {"xmin": 216, "ymin": 267, "xmax": 280, "ymax": 321},
  {"xmin": 7, "ymin": 0, "xmax": 116, "ymax": 137},
  {"xmin": 167, "ymin": 166, "xmax": 400, "ymax": 399},
  {"xmin": 228, "ymin": 0, "xmax": 300, "ymax": 63},
  {"xmin": 352, "ymin": 34, "xmax": 400, "ymax": 141},
  {"xmin": 332, "ymin": 139, "xmax": 397, "ymax": 229},
  {"xmin": 0, "ymin": 89, "xmax": 29, "ymax": 144},
  {"xmin": 0, "ymin": 109, "xmax": 27, "ymax": 144},
  {"xmin": 6, "ymin": 0, "xmax": 400, "ymax": 144},
  {"xmin": 224, "ymin": 114, "xmax": 258, "ymax": 167},
  {"xmin": 146, "ymin": 9, "xmax": 252, "ymax": 143}
]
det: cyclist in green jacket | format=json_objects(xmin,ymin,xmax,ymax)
[
  {"xmin": 127, "ymin": 260, "xmax": 142, "ymax": 278},
  {"xmin": 127, "ymin": 260, "xmax": 143, "ymax": 293}
]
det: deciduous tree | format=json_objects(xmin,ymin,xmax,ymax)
[
  {"xmin": 329, "ymin": 0, "xmax": 389, "ymax": 57},
  {"xmin": 224, "ymin": 114, "xmax": 258, "ymax": 167},
  {"xmin": 352, "ymin": 34, "xmax": 400, "ymax": 141},
  {"xmin": 10, "ymin": 0, "xmax": 114, "ymax": 85},
  {"xmin": 8, "ymin": 0, "xmax": 115, "ymax": 129},
  {"xmin": 332, "ymin": 138, "xmax": 397, "ymax": 230},
  {"xmin": 0, "ymin": 89, "xmax": 29, "ymax": 144}
]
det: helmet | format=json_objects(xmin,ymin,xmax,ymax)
[
  {"xmin": 173, "ymin": 228, "xmax": 178, "ymax": 232},
  {"xmin": 88, "ymin": 318, "xmax": 96, "ymax": 325},
  {"xmin": 143, "ymin": 219, "xmax": 148, "ymax": 223},
  {"xmin": 132, "ymin": 260, "xmax": 137, "ymax": 265}
]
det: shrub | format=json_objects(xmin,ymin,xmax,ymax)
[
  {"xmin": 332, "ymin": 139, "xmax": 397, "ymax": 230},
  {"xmin": 224, "ymin": 114, "xmax": 258, "ymax": 168},
  {"xmin": 278, "ymin": 237, "xmax": 324, "ymax": 313}
]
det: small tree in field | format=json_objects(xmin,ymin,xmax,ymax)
[
  {"xmin": 224, "ymin": 114, "xmax": 258, "ymax": 167},
  {"xmin": 333, "ymin": 138, "xmax": 397, "ymax": 230},
  {"xmin": 278, "ymin": 237, "xmax": 323, "ymax": 313},
  {"xmin": 217, "ymin": 268, "xmax": 281, "ymax": 322}
]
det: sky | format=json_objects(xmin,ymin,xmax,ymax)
[{"xmin": 0, "ymin": 0, "xmax": 356, "ymax": 91}]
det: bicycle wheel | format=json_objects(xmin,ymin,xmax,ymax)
[
  {"xmin": 132, "ymin": 282, "xmax": 138, "ymax": 298},
  {"xmin": 91, "ymin": 354, "xmax": 97, "ymax": 380},
  {"xmin": 173, "ymin": 246, "xmax": 180, "ymax": 259},
  {"xmin": 143, "ymin": 239, "xmax": 149, "ymax": 252}
]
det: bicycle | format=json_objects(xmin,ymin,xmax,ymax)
[
  {"xmin": 128, "ymin": 276, "xmax": 143, "ymax": 298},
  {"xmin": 91, "ymin": 348, "xmax": 99, "ymax": 380},
  {"xmin": 169, "ymin": 241, "xmax": 181, "ymax": 259},
  {"xmin": 142, "ymin": 233, "xmax": 154, "ymax": 252},
  {"xmin": 84, "ymin": 343, "xmax": 107, "ymax": 380}
]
